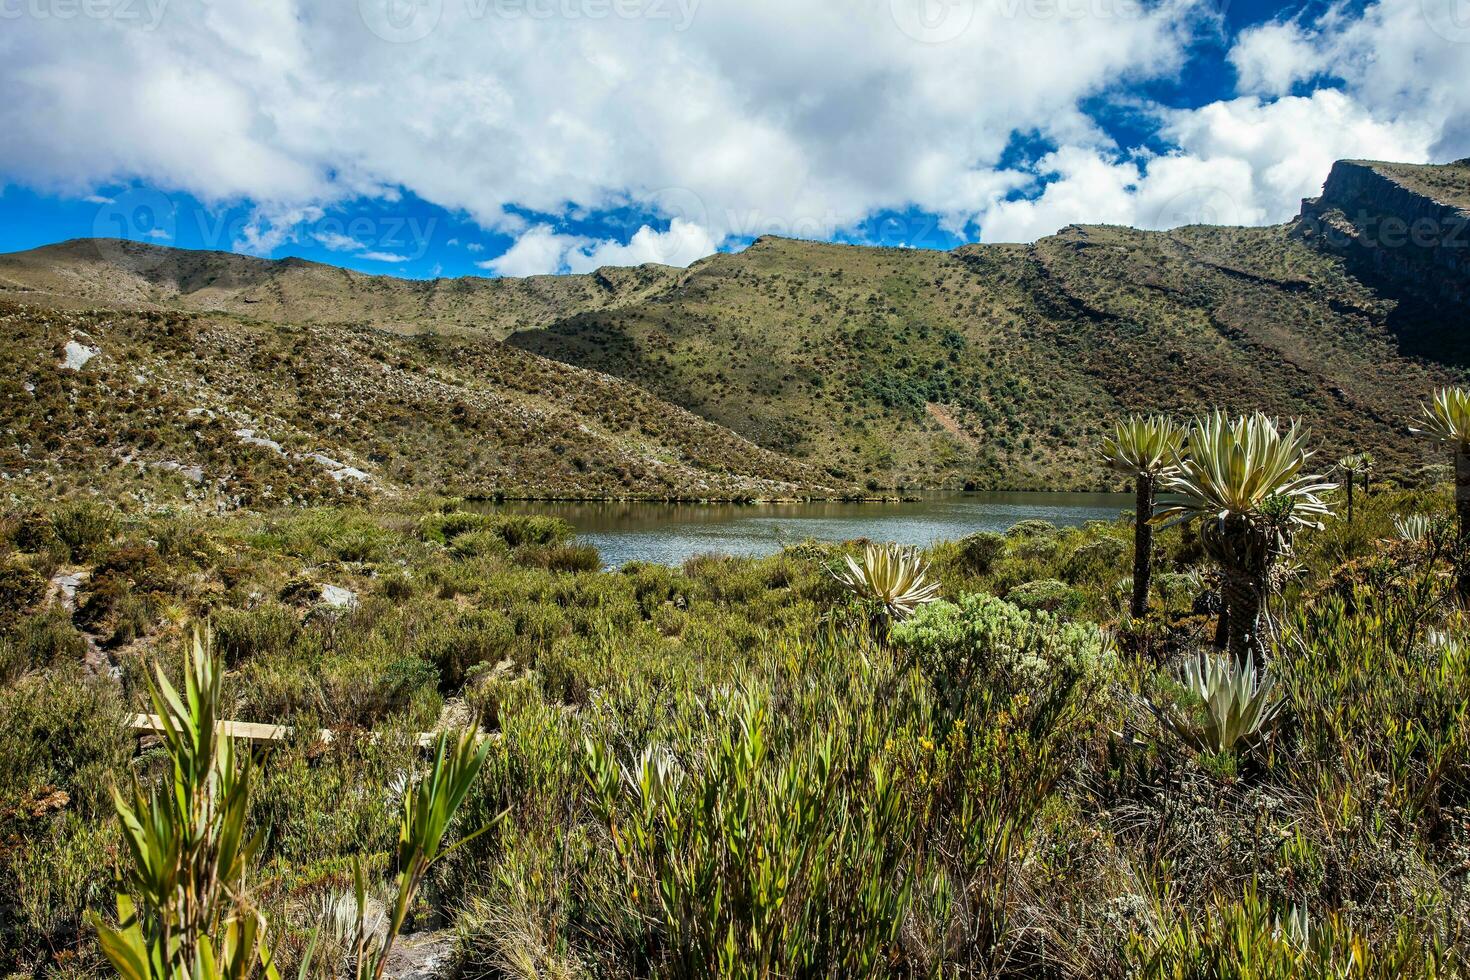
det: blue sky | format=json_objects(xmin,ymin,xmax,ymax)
[{"xmin": 0, "ymin": 0, "xmax": 1462, "ymax": 279}]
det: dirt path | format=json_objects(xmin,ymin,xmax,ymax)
[{"xmin": 925, "ymin": 402, "xmax": 979, "ymax": 450}]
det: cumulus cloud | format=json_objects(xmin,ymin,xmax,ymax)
[
  {"xmin": 0, "ymin": 0, "xmax": 1463, "ymax": 265},
  {"xmin": 0, "ymin": 0, "xmax": 1200, "ymax": 250},
  {"xmin": 480, "ymin": 219, "xmax": 718, "ymax": 276},
  {"xmin": 978, "ymin": 90, "xmax": 1434, "ymax": 242},
  {"xmin": 1228, "ymin": 21, "xmax": 1323, "ymax": 96},
  {"xmin": 314, "ymin": 230, "xmax": 364, "ymax": 252}
]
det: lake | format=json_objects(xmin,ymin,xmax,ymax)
[{"xmin": 483, "ymin": 492, "xmax": 1133, "ymax": 568}]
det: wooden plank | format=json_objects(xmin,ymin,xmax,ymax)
[{"xmin": 128, "ymin": 713, "xmax": 441, "ymax": 749}]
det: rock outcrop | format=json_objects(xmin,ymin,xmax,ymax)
[{"xmin": 1293, "ymin": 159, "xmax": 1470, "ymax": 309}]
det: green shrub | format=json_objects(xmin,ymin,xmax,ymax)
[
  {"xmin": 489, "ymin": 514, "xmax": 574, "ymax": 548},
  {"xmin": 420, "ymin": 510, "xmax": 492, "ymax": 545},
  {"xmin": 49, "ymin": 501, "xmax": 117, "ymax": 562},
  {"xmin": 1063, "ymin": 537, "xmax": 1126, "ymax": 585},
  {"xmin": 892, "ymin": 591, "xmax": 1112, "ymax": 718},
  {"xmin": 12, "ymin": 510, "xmax": 60, "ymax": 554},
  {"xmin": 450, "ymin": 528, "xmax": 509, "ymax": 560},
  {"xmin": 212, "ymin": 602, "xmax": 301, "ymax": 665},
  {"xmin": 515, "ymin": 542, "xmax": 601, "ymax": 573},
  {"xmin": 0, "ymin": 666, "xmax": 130, "ymax": 815},
  {"xmin": 0, "ymin": 559, "xmax": 46, "ymax": 629},
  {"xmin": 1132, "ymin": 886, "xmax": 1457, "ymax": 979},
  {"xmin": 1005, "ymin": 518, "xmax": 1055, "ymax": 539},
  {"xmin": 416, "ymin": 610, "xmax": 516, "ymax": 689},
  {"xmin": 0, "ymin": 609, "xmax": 89, "ymax": 683},
  {"xmin": 1006, "ymin": 578, "xmax": 1084, "ymax": 615},
  {"xmin": 957, "ymin": 530, "xmax": 1007, "ymax": 573},
  {"xmin": 73, "ymin": 544, "xmax": 175, "ymax": 644}
]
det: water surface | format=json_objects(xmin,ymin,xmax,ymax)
[{"xmin": 484, "ymin": 492, "xmax": 1132, "ymax": 568}]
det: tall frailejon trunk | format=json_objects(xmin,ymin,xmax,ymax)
[
  {"xmin": 1345, "ymin": 470, "xmax": 1354, "ymax": 524},
  {"xmin": 1212, "ymin": 604, "xmax": 1230, "ymax": 649},
  {"xmin": 1131, "ymin": 473, "xmax": 1155, "ymax": 619},
  {"xmin": 1222, "ymin": 568, "xmax": 1264, "ymax": 666},
  {"xmin": 1457, "ymin": 446, "xmax": 1470, "ymax": 603}
]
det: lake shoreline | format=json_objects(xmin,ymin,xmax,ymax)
[{"xmin": 476, "ymin": 491, "xmax": 1137, "ymax": 568}]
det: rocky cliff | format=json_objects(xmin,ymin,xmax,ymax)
[{"xmin": 1294, "ymin": 159, "xmax": 1470, "ymax": 310}]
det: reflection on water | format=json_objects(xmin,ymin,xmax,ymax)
[{"xmin": 479, "ymin": 492, "xmax": 1133, "ymax": 568}]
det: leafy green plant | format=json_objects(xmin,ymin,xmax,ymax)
[
  {"xmin": 892, "ymin": 591, "xmax": 1113, "ymax": 722},
  {"xmin": 830, "ymin": 542, "xmax": 940, "ymax": 622},
  {"xmin": 342, "ymin": 729, "xmax": 499, "ymax": 980},
  {"xmin": 1006, "ymin": 577, "xmax": 1084, "ymax": 615},
  {"xmin": 1101, "ymin": 414, "xmax": 1184, "ymax": 617},
  {"xmin": 1157, "ymin": 412, "xmax": 1334, "ymax": 662},
  {"xmin": 957, "ymin": 530, "xmax": 1006, "ymax": 573},
  {"xmin": 1392, "ymin": 513, "xmax": 1434, "ymax": 543},
  {"xmin": 1412, "ymin": 386, "xmax": 1470, "ymax": 601},
  {"xmin": 1153, "ymin": 651, "xmax": 1283, "ymax": 756},
  {"xmin": 91, "ymin": 628, "xmax": 280, "ymax": 980},
  {"xmin": 1133, "ymin": 884, "xmax": 1457, "ymax": 979}
]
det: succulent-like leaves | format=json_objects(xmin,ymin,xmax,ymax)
[
  {"xmin": 1393, "ymin": 514, "xmax": 1434, "ymax": 543},
  {"xmin": 92, "ymin": 627, "xmax": 274, "ymax": 980},
  {"xmin": 1157, "ymin": 651, "xmax": 1285, "ymax": 754},
  {"xmin": 351, "ymin": 729, "xmax": 499, "ymax": 980},
  {"xmin": 1155, "ymin": 412, "xmax": 1335, "ymax": 535},
  {"xmin": 1100, "ymin": 414, "xmax": 1184, "ymax": 479},
  {"xmin": 1412, "ymin": 387, "xmax": 1470, "ymax": 447},
  {"xmin": 831, "ymin": 543, "xmax": 941, "ymax": 621}
]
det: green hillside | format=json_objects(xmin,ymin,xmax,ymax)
[
  {"xmin": 3, "ymin": 158, "xmax": 1467, "ymax": 496},
  {"xmin": 510, "ymin": 221, "xmax": 1460, "ymax": 490},
  {"xmin": 0, "ymin": 300, "xmax": 836, "ymax": 505}
]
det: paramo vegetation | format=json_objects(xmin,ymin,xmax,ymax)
[{"xmin": 3, "ymin": 399, "xmax": 1470, "ymax": 979}]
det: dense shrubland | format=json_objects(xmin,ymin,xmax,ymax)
[{"xmin": 2, "ymin": 416, "xmax": 1469, "ymax": 977}]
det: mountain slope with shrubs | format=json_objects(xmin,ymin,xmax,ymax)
[
  {"xmin": 0, "ymin": 299, "xmax": 838, "ymax": 504},
  {"xmin": 3, "ymin": 159, "xmax": 1466, "ymax": 493}
]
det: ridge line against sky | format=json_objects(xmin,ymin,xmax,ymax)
[{"xmin": 0, "ymin": 0, "xmax": 1466, "ymax": 280}]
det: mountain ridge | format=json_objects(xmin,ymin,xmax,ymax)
[{"xmin": 2, "ymin": 157, "xmax": 1468, "ymax": 498}]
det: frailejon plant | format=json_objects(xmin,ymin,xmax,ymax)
[
  {"xmin": 830, "ymin": 542, "xmax": 940, "ymax": 623},
  {"xmin": 1337, "ymin": 453, "xmax": 1369, "ymax": 524},
  {"xmin": 1157, "ymin": 412, "xmax": 1334, "ymax": 663},
  {"xmin": 1153, "ymin": 651, "xmax": 1283, "ymax": 756},
  {"xmin": 1411, "ymin": 386, "xmax": 1470, "ymax": 601},
  {"xmin": 91, "ymin": 628, "xmax": 285, "ymax": 980},
  {"xmin": 1101, "ymin": 415, "xmax": 1184, "ymax": 619}
]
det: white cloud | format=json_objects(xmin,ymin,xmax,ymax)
[
  {"xmin": 0, "ymin": 0, "xmax": 1463, "ymax": 269},
  {"xmin": 314, "ymin": 230, "xmax": 364, "ymax": 251},
  {"xmin": 978, "ymin": 90, "xmax": 1434, "ymax": 242},
  {"xmin": 565, "ymin": 220, "xmax": 719, "ymax": 272},
  {"xmin": 479, "ymin": 219, "xmax": 717, "ymax": 276},
  {"xmin": 478, "ymin": 225, "xmax": 586, "ymax": 277},
  {"xmin": 1228, "ymin": 21, "xmax": 1323, "ymax": 96},
  {"xmin": 0, "ymin": 0, "xmax": 1202, "ymax": 247},
  {"xmin": 360, "ymin": 250, "xmax": 410, "ymax": 263}
]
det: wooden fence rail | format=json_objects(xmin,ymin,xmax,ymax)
[{"xmin": 128, "ymin": 713, "xmax": 443, "ymax": 749}]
